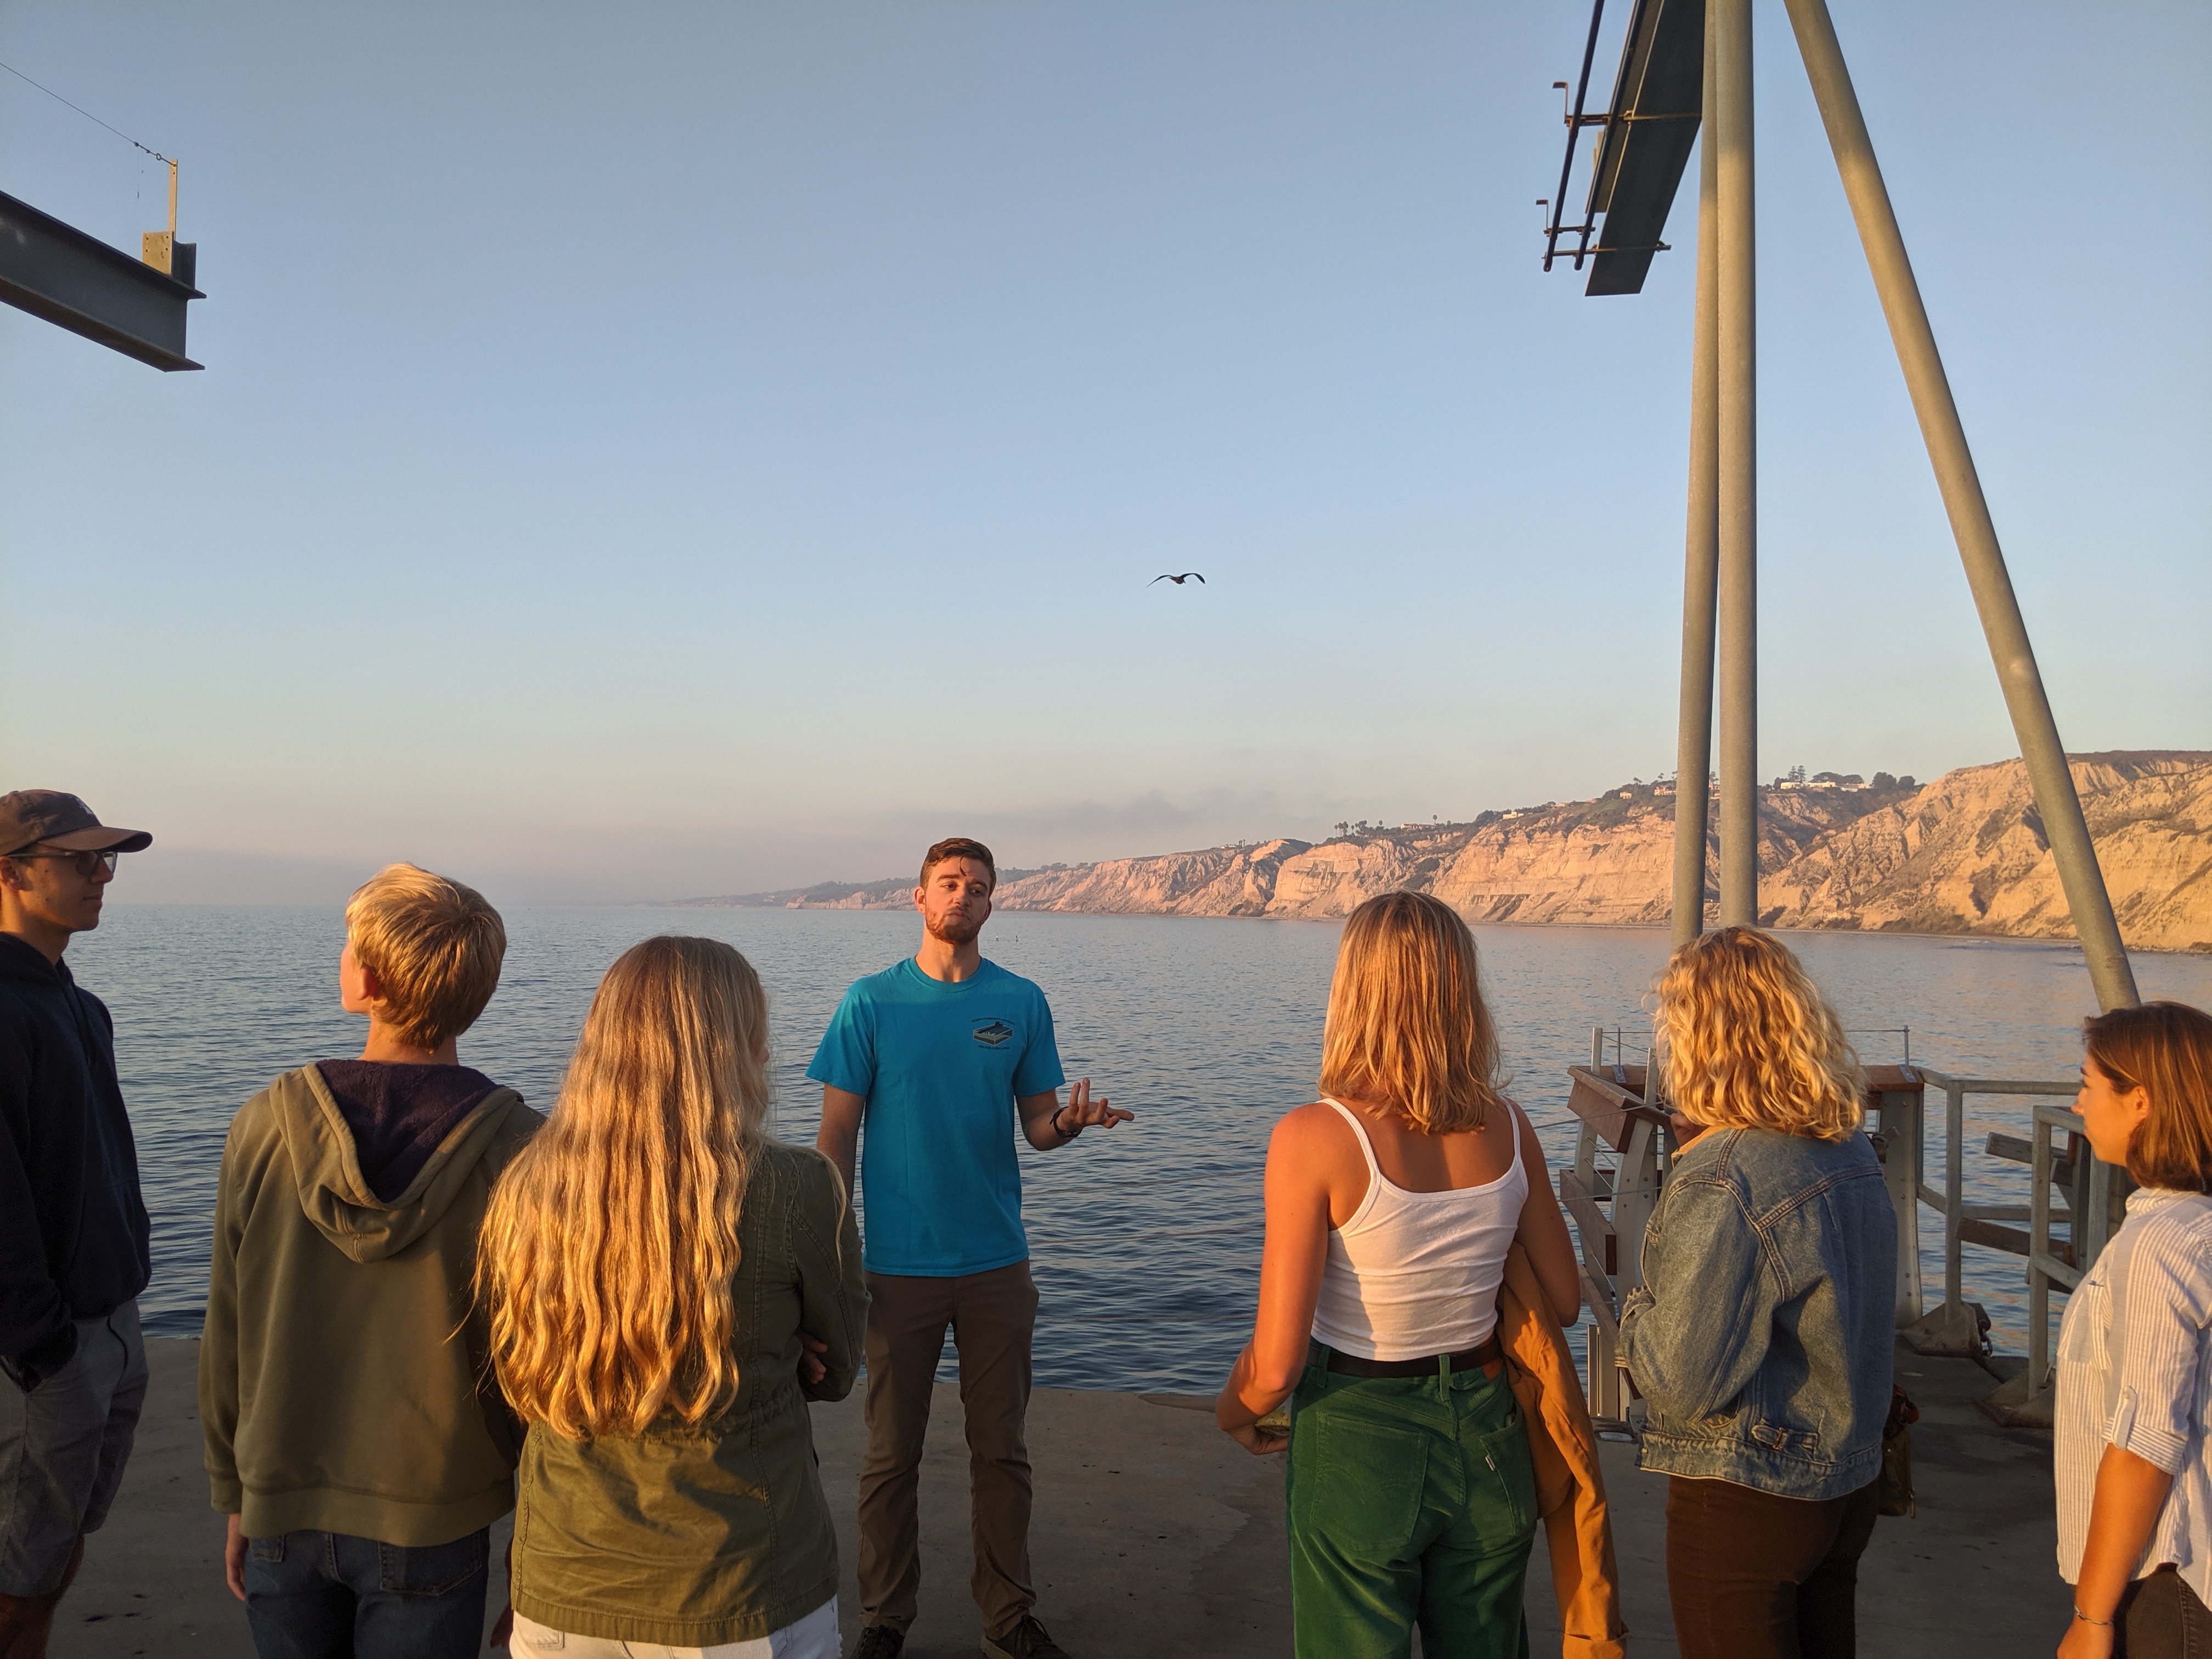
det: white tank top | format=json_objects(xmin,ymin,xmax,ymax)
[{"xmin": 1308, "ymin": 1095, "xmax": 1528, "ymax": 1361}]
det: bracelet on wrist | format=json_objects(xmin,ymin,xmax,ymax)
[
  {"xmin": 1053, "ymin": 1107, "xmax": 1082, "ymax": 1141},
  {"xmin": 2073, "ymin": 1606, "xmax": 2114, "ymax": 1628}
]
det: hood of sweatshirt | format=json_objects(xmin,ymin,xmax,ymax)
[
  {"xmin": 0, "ymin": 930, "xmax": 64, "ymax": 989},
  {"xmin": 314, "ymin": 1060, "xmax": 500, "ymax": 1204},
  {"xmin": 267, "ymin": 1065, "xmax": 529, "ymax": 1263}
]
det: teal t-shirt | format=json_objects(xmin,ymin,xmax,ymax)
[{"xmin": 806, "ymin": 957, "xmax": 1065, "ymax": 1277}]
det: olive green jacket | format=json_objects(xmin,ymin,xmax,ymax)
[
  {"xmin": 510, "ymin": 1139, "xmax": 867, "ymax": 1646},
  {"xmin": 200, "ymin": 1065, "xmax": 541, "ymax": 1544}
]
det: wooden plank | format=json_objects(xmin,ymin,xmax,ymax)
[
  {"xmin": 1987, "ymin": 1132, "xmax": 2074, "ymax": 1187},
  {"xmin": 2032, "ymin": 1250, "xmax": 2084, "ymax": 1291},
  {"xmin": 1960, "ymin": 1217, "xmax": 2074, "ymax": 1267},
  {"xmin": 1558, "ymin": 1168, "xmax": 1618, "ymax": 1276},
  {"xmin": 1564, "ymin": 1066, "xmax": 1669, "ymax": 1154},
  {"xmin": 1863, "ymin": 1065, "xmax": 1927, "ymax": 1095},
  {"xmin": 1582, "ymin": 1266, "xmax": 1620, "ymax": 1340}
]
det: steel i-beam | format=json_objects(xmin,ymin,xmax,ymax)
[{"xmin": 0, "ymin": 190, "xmax": 202, "ymax": 371}]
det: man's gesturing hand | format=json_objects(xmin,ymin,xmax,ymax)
[
  {"xmin": 1055, "ymin": 1079, "xmax": 1134, "ymax": 1138},
  {"xmin": 1022, "ymin": 1079, "xmax": 1135, "ymax": 1148}
]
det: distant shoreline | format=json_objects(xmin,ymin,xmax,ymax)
[
  {"xmin": 91, "ymin": 899, "xmax": 2206, "ymax": 958},
  {"xmin": 644, "ymin": 901, "xmax": 2211, "ymax": 960},
  {"xmin": 658, "ymin": 750, "xmax": 2212, "ymax": 955}
]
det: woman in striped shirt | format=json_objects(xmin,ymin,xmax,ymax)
[{"xmin": 2056, "ymin": 1000, "xmax": 2212, "ymax": 1658}]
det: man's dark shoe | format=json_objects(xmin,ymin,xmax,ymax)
[
  {"xmin": 981, "ymin": 1615, "xmax": 1071, "ymax": 1659},
  {"xmin": 855, "ymin": 1624, "xmax": 906, "ymax": 1659}
]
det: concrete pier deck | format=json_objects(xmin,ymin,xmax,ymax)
[{"xmin": 57, "ymin": 1338, "xmax": 2065, "ymax": 1657}]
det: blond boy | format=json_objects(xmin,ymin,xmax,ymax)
[{"xmin": 200, "ymin": 865, "xmax": 540, "ymax": 1659}]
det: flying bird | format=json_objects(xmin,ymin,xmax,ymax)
[{"xmin": 1149, "ymin": 572, "xmax": 1205, "ymax": 586}]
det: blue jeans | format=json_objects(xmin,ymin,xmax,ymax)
[{"xmin": 244, "ymin": 1527, "xmax": 489, "ymax": 1659}]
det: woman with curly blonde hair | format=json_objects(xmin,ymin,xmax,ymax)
[
  {"xmin": 1620, "ymin": 927, "xmax": 1895, "ymax": 1659},
  {"xmin": 479, "ymin": 936, "xmax": 865, "ymax": 1658}
]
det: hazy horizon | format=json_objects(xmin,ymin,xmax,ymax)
[{"xmin": 83, "ymin": 739, "xmax": 2204, "ymax": 908}]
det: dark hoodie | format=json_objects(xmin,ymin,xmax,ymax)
[
  {"xmin": 0, "ymin": 930, "xmax": 152, "ymax": 1378},
  {"xmin": 199, "ymin": 1063, "xmax": 540, "ymax": 1545}
]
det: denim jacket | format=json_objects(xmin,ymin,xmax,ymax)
[{"xmin": 1619, "ymin": 1125, "xmax": 1895, "ymax": 1499}]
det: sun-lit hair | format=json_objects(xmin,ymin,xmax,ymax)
[
  {"xmin": 479, "ymin": 935, "xmax": 770, "ymax": 1439},
  {"xmin": 1655, "ymin": 927, "xmax": 1864, "ymax": 1142},
  {"xmin": 344, "ymin": 864, "xmax": 506, "ymax": 1049},
  {"xmin": 919, "ymin": 836, "xmax": 996, "ymax": 892},
  {"xmin": 2085, "ymin": 1001, "xmax": 2212, "ymax": 1194},
  {"xmin": 1319, "ymin": 891, "xmax": 1506, "ymax": 1133}
]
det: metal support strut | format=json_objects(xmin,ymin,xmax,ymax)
[
  {"xmin": 1713, "ymin": 0, "xmax": 1757, "ymax": 928},
  {"xmin": 1670, "ymin": 4, "xmax": 1720, "ymax": 951},
  {"xmin": 1778, "ymin": 0, "xmax": 2139, "ymax": 1012}
]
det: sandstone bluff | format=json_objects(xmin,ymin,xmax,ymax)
[{"xmin": 674, "ymin": 752, "xmax": 2212, "ymax": 954}]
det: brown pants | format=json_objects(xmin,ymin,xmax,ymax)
[
  {"xmin": 2114, "ymin": 1564, "xmax": 2212, "ymax": 1657},
  {"xmin": 1665, "ymin": 1474, "xmax": 1880, "ymax": 1659},
  {"xmin": 858, "ymin": 1261, "xmax": 1038, "ymax": 1641}
]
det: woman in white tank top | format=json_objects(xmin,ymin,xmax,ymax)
[{"xmin": 1215, "ymin": 893, "xmax": 1582, "ymax": 1659}]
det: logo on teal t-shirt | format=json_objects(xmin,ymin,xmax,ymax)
[{"xmin": 806, "ymin": 958, "xmax": 1065, "ymax": 1277}]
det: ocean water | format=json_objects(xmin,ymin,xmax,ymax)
[{"xmin": 69, "ymin": 905, "xmax": 2212, "ymax": 1391}]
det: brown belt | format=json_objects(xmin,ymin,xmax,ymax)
[{"xmin": 1323, "ymin": 1334, "xmax": 1503, "ymax": 1378}]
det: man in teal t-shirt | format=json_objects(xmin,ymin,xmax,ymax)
[{"xmin": 812, "ymin": 838, "xmax": 1131, "ymax": 1659}]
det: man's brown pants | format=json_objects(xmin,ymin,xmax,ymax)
[{"xmin": 858, "ymin": 1261, "xmax": 1037, "ymax": 1641}]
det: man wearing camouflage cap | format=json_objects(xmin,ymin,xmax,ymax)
[{"xmin": 0, "ymin": 791, "xmax": 154, "ymax": 1658}]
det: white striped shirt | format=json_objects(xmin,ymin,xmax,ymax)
[{"xmin": 2056, "ymin": 1187, "xmax": 2212, "ymax": 1606}]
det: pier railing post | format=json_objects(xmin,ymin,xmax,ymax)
[
  {"xmin": 1778, "ymin": 0, "xmax": 2140, "ymax": 1012},
  {"xmin": 1944, "ymin": 1077, "xmax": 1964, "ymax": 1309},
  {"xmin": 2030, "ymin": 1109, "xmax": 2053, "ymax": 1392},
  {"xmin": 1875, "ymin": 1084, "xmax": 1923, "ymax": 1327},
  {"xmin": 1671, "ymin": 2, "xmax": 1720, "ymax": 950}
]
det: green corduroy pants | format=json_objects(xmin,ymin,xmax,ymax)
[{"xmin": 1285, "ymin": 1346, "xmax": 1537, "ymax": 1659}]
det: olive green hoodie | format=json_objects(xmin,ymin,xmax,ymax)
[{"xmin": 200, "ymin": 1064, "xmax": 541, "ymax": 1545}]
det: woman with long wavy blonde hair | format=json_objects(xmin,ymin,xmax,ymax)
[
  {"xmin": 481, "ymin": 935, "xmax": 865, "ymax": 1659},
  {"xmin": 1620, "ymin": 927, "xmax": 1895, "ymax": 1659}
]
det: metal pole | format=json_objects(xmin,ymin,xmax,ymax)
[
  {"xmin": 167, "ymin": 160, "xmax": 178, "ymax": 240},
  {"xmin": 1671, "ymin": 5, "xmax": 1720, "ymax": 952},
  {"xmin": 1713, "ymin": 0, "xmax": 1757, "ymax": 928},
  {"xmin": 1780, "ymin": 0, "xmax": 2140, "ymax": 1013}
]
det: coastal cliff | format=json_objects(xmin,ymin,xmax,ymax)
[{"xmin": 674, "ymin": 752, "xmax": 2212, "ymax": 952}]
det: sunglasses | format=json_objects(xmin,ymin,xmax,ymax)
[{"xmin": 10, "ymin": 848, "xmax": 123, "ymax": 877}]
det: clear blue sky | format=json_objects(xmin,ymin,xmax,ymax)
[{"xmin": 3, "ymin": 2, "xmax": 2206, "ymax": 904}]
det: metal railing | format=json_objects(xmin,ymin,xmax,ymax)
[
  {"xmin": 1882, "ymin": 1069, "xmax": 2125, "ymax": 1406},
  {"xmin": 1561, "ymin": 1028, "xmax": 1671, "ymax": 1423},
  {"xmin": 2025, "ymin": 1100, "xmax": 2126, "ymax": 1396},
  {"xmin": 1556, "ymin": 1040, "xmax": 2118, "ymax": 1419},
  {"xmin": 1906, "ymin": 1068, "xmax": 2079, "ymax": 1316}
]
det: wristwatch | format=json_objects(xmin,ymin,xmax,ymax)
[{"xmin": 1052, "ymin": 1105, "xmax": 1084, "ymax": 1141}]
